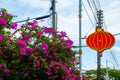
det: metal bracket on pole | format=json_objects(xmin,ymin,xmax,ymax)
[{"xmin": 15, "ymin": 15, "xmax": 50, "ymax": 23}]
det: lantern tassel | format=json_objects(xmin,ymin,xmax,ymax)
[{"xmin": 98, "ymin": 52, "xmax": 102, "ymax": 57}]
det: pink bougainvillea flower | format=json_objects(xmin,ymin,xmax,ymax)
[
  {"xmin": 3, "ymin": 68, "xmax": 10, "ymax": 74},
  {"xmin": 24, "ymin": 72, "xmax": 28, "ymax": 77},
  {"xmin": 60, "ymin": 31, "xmax": 66, "ymax": 37},
  {"xmin": 29, "ymin": 54, "xmax": 34, "ymax": 60},
  {"xmin": 36, "ymin": 60, "xmax": 41, "ymax": 70},
  {"xmin": 28, "ymin": 20, "xmax": 37, "ymax": 29},
  {"xmin": 23, "ymin": 34, "xmax": 30, "ymax": 41},
  {"xmin": 0, "ymin": 11, "xmax": 2, "ymax": 16},
  {"xmin": 0, "ymin": 18, "xmax": 8, "ymax": 26},
  {"xmin": 0, "ymin": 63, "xmax": 3, "ymax": 69},
  {"xmin": 5, "ymin": 13, "xmax": 11, "ymax": 18},
  {"xmin": 21, "ymin": 24, "xmax": 25, "ymax": 28},
  {"xmin": 37, "ymin": 31, "xmax": 42, "ymax": 37},
  {"xmin": 43, "ymin": 49, "xmax": 50, "ymax": 54},
  {"xmin": 43, "ymin": 27, "xmax": 56, "ymax": 34},
  {"xmin": 28, "ymin": 20, "xmax": 37, "ymax": 25},
  {"xmin": 10, "ymin": 22, "xmax": 17, "ymax": 29},
  {"xmin": 0, "ymin": 34, "xmax": 3, "ymax": 40},
  {"xmin": 67, "ymin": 45, "xmax": 72, "ymax": 49},
  {"xmin": 34, "ymin": 45, "xmax": 39, "ymax": 49},
  {"xmin": 64, "ymin": 67, "xmax": 71, "ymax": 75},
  {"xmin": 13, "ymin": 53, "xmax": 17, "ymax": 57},
  {"xmin": 36, "ymin": 60, "xmax": 40, "ymax": 67},
  {"xmin": 20, "ymin": 48, "xmax": 27, "ymax": 56},
  {"xmin": 42, "ymin": 41, "xmax": 48, "ymax": 49},
  {"xmin": 42, "ymin": 41, "xmax": 50, "ymax": 54},
  {"xmin": 16, "ymin": 40, "xmax": 27, "ymax": 48},
  {"xmin": 27, "ymin": 47, "xmax": 33, "ymax": 53},
  {"xmin": 66, "ymin": 38, "xmax": 73, "ymax": 45}
]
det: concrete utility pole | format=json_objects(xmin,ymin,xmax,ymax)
[
  {"xmin": 97, "ymin": 51, "xmax": 101, "ymax": 80},
  {"xmin": 96, "ymin": 10, "xmax": 103, "ymax": 80},
  {"xmin": 51, "ymin": 0, "xmax": 56, "ymax": 30},
  {"xmin": 79, "ymin": 0, "xmax": 82, "ymax": 80}
]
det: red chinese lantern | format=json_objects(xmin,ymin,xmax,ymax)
[{"xmin": 86, "ymin": 28, "xmax": 115, "ymax": 57}]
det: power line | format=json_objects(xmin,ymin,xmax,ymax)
[
  {"xmin": 87, "ymin": 0, "xmax": 97, "ymax": 23},
  {"xmin": 96, "ymin": 0, "xmax": 101, "ymax": 9},
  {"xmin": 95, "ymin": 0, "xmax": 107, "ymax": 31},
  {"xmin": 93, "ymin": 0, "xmax": 107, "ymax": 31},
  {"xmin": 109, "ymin": 49, "xmax": 120, "ymax": 69},
  {"xmin": 82, "ymin": 1, "xmax": 95, "ymax": 27},
  {"xmin": 82, "ymin": 1, "xmax": 95, "ymax": 37},
  {"xmin": 15, "ymin": 15, "xmax": 51, "ymax": 23},
  {"xmin": 114, "ymin": 33, "xmax": 120, "ymax": 36},
  {"xmin": 102, "ymin": 15, "xmax": 108, "ymax": 31},
  {"xmin": 92, "ymin": 0, "xmax": 98, "ymax": 11}
]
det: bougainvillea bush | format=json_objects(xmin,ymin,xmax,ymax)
[{"xmin": 0, "ymin": 8, "xmax": 80, "ymax": 80}]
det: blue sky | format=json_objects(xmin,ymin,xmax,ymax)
[{"xmin": 0, "ymin": 0, "xmax": 120, "ymax": 70}]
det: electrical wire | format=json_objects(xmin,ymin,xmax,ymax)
[
  {"xmin": 82, "ymin": 1, "xmax": 96, "ymax": 37},
  {"xmin": 82, "ymin": 1, "xmax": 95, "ymax": 27},
  {"xmin": 96, "ymin": 0, "xmax": 101, "ymax": 10},
  {"xmin": 92, "ymin": 0, "xmax": 98, "ymax": 11},
  {"xmin": 87, "ymin": 0, "xmax": 98, "ymax": 23},
  {"xmin": 94, "ymin": 0, "xmax": 107, "ymax": 31},
  {"xmin": 103, "ymin": 15, "xmax": 108, "ymax": 31},
  {"xmin": 112, "ymin": 49, "xmax": 120, "ymax": 69},
  {"xmin": 109, "ymin": 49, "xmax": 120, "ymax": 69},
  {"xmin": 83, "ymin": 0, "xmax": 102, "ymax": 37},
  {"xmin": 114, "ymin": 33, "xmax": 120, "ymax": 36}
]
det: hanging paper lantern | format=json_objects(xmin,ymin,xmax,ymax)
[{"xmin": 86, "ymin": 28, "xmax": 115, "ymax": 56}]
